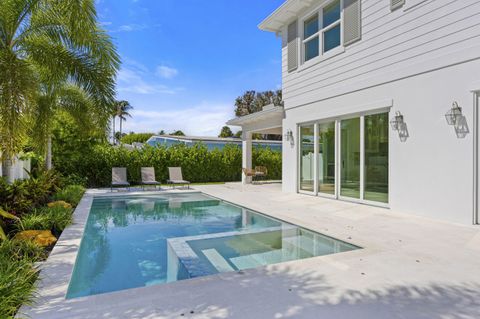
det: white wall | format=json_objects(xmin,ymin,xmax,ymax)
[
  {"xmin": 282, "ymin": 58, "xmax": 480, "ymax": 224},
  {"xmin": 281, "ymin": 0, "xmax": 480, "ymax": 108},
  {"xmin": 275, "ymin": 0, "xmax": 480, "ymax": 224}
]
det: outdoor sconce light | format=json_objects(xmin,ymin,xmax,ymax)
[
  {"xmin": 390, "ymin": 111, "xmax": 404, "ymax": 131},
  {"xmin": 445, "ymin": 102, "xmax": 462, "ymax": 126},
  {"xmin": 284, "ymin": 129, "xmax": 293, "ymax": 142}
]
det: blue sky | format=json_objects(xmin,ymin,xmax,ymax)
[{"xmin": 96, "ymin": 0, "xmax": 284, "ymax": 136}]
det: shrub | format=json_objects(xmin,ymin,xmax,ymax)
[
  {"xmin": 19, "ymin": 206, "xmax": 73, "ymax": 234},
  {"xmin": 60, "ymin": 173, "xmax": 88, "ymax": 188},
  {"xmin": 47, "ymin": 201, "xmax": 72, "ymax": 209},
  {"xmin": 53, "ymin": 185, "xmax": 85, "ymax": 207},
  {"xmin": 0, "ymin": 170, "xmax": 61, "ymax": 216},
  {"xmin": 120, "ymin": 132, "xmax": 155, "ymax": 144},
  {"xmin": 56, "ymin": 143, "xmax": 282, "ymax": 187},
  {"xmin": 0, "ymin": 238, "xmax": 47, "ymax": 262},
  {"xmin": 0, "ymin": 240, "xmax": 44, "ymax": 318}
]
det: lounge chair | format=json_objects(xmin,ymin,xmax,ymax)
[
  {"xmin": 111, "ymin": 167, "xmax": 130, "ymax": 191},
  {"xmin": 255, "ymin": 166, "xmax": 268, "ymax": 182},
  {"xmin": 167, "ymin": 167, "xmax": 190, "ymax": 189},
  {"xmin": 141, "ymin": 167, "xmax": 161, "ymax": 190}
]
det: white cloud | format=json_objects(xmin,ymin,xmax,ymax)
[
  {"xmin": 114, "ymin": 24, "xmax": 147, "ymax": 32},
  {"xmin": 116, "ymin": 61, "xmax": 183, "ymax": 95},
  {"xmin": 156, "ymin": 65, "xmax": 178, "ymax": 79},
  {"xmin": 121, "ymin": 103, "xmax": 234, "ymax": 136}
]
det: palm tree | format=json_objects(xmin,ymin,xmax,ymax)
[
  {"xmin": 0, "ymin": 0, "xmax": 120, "ymax": 175},
  {"xmin": 114, "ymin": 100, "xmax": 132, "ymax": 144}
]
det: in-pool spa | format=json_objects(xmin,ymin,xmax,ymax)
[{"xmin": 67, "ymin": 193, "xmax": 359, "ymax": 298}]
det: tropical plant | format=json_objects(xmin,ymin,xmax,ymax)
[
  {"xmin": 219, "ymin": 126, "xmax": 234, "ymax": 138},
  {"xmin": 0, "ymin": 208, "xmax": 19, "ymax": 240},
  {"xmin": 0, "ymin": 0, "xmax": 120, "ymax": 177},
  {"xmin": 114, "ymin": 100, "xmax": 133, "ymax": 144},
  {"xmin": 53, "ymin": 185, "xmax": 85, "ymax": 207},
  {"xmin": 18, "ymin": 206, "xmax": 73, "ymax": 234},
  {"xmin": 170, "ymin": 130, "xmax": 185, "ymax": 136},
  {"xmin": 0, "ymin": 239, "xmax": 44, "ymax": 318},
  {"xmin": 0, "ymin": 170, "xmax": 61, "ymax": 219}
]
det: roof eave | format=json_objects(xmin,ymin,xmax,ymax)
[
  {"xmin": 258, "ymin": 0, "xmax": 316, "ymax": 33},
  {"xmin": 227, "ymin": 108, "xmax": 285, "ymax": 126}
]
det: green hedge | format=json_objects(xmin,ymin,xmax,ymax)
[
  {"xmin": 120, "ymin": 133, "xmax": 155, "ymax": 145},
  {"xmin": 57, "ymin": 143, "xmax": 282, "ymax": 187}
]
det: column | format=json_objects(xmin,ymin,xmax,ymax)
[{"xmin": 242, "ymin": 131, "xmax": 252, "ymax": 184}]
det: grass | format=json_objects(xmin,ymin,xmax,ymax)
[
  {"xmin": 53, "ymin": 185, "xmax": 85, "ymax": 206},
  {"xmin": 0, "ymin": 240, "xmax": 46, "ymax": 318},
  {"xmin": 18, "ymin": 206, "xmax": 73, "ymax": 233}
]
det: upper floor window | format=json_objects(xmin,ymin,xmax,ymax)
[{"xmin": 302, "ymin": 0, "xmax": 342, "ymax": 63}]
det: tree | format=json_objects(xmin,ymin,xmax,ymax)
[
  {"xmin": 114, "ymin": 100, "xmax": 133, "ymax": 144},
  {"xmin": 219, "ymin": 126, "xmax": 233, "ymax": 138},
  {"xmin": 170, "ymin": 130, "xmax": 185, "ymax": 136},
  {"xmin": 234, "ymin": 90, "xmax": 283, "ymax": 117},
  {"xmin": 158, "ymin": 130, "xmax": 165, "ymax": 135},
  {"xmin": 0, "ymin": 0, "xmax": 119, "ymax": 175}
]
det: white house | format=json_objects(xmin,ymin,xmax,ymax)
[{"xmin": 228, "ymin": 0, "xmax": 480, "ymax": 225}]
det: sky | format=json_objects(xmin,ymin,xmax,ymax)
[{"xmin": 96, "ymin": 0, "xmax": 285, "ymax": 136}]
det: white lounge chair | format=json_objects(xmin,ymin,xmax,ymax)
[
  {"xmin": 111, "ymin": 167, "xmax": 130, "ymax": 191},
  {"xmin": 167, "ymin": 167, "xmax": 190, "ymax": 189},
  {"xmin": 141, "ymin": 167, "xmax": 161, "ymax": 190}
]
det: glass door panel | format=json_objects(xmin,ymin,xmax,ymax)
[
  {"xmin": 300, "ymin": 125, "xmax": 315, "ymax": 192},
  {"xmin": 317, "ymin": 122, "xmax": 335, "ymax": 195},
  {"xmin": 364, "ymin": 113, "xmax": 389, "ymax": 203},
  {"xmin": 340, "ymin": 118, "xmax": 360, "ymax": 198}
]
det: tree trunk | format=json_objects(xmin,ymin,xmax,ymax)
[
  {"xmin": 2, "ymin": 155, "xmax": 13, "ymax": 183},
  {"xmin": 112, "ymin": 116, "xmax": 116, "ymax": 145},
  {"xmin": 119, "ymin": 118, "xmax": 123, "ymax": 144},
  {"xmin": 45, "ymin": 135, "xmax": 52, "ymax": 170}
]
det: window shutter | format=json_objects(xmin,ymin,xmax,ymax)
[
  {"xmin": 343, "ymin": 0, "xmax": 361, "ymax": 46},
  {"xmin": 391, "ymin": 0, "xmax": 405, "ymax": 11},
  {"xmin": 287, "ymin": 20, "xmax": 298, "ymax": 72}
]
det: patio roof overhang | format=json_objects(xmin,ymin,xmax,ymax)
[
  {"xmin": 258, "ymin": 0, "xmax": 315, "ymax": 33},
  {"xmin": 226, "ymin": 105, "xmax": 284, "ymax": 135},
  {"xmin": 226, "ymin": 105, "xmax": 284, "ymax": 184}
]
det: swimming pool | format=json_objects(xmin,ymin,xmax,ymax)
[{"xmin": 66, "ymin": 192, "xmax": 359, "ymax": 299}]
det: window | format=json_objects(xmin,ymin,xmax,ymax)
[
  {"xmin": 302, "ymin": 0, "xmax": 342, "ymax": 63},
  {"xmin": 303, "ymin": 15, "xmax": 319, "ymax": 62}
]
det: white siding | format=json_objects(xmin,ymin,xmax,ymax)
[{"xmin": 281, "ymin": 0, "xmax": 480, "ymax": 109}]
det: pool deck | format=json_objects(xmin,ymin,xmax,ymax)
[{"xmin": 20, "ymin": 183, "xmax": 480, "ymax": 319}]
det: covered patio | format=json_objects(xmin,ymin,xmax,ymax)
[{"xmin": 226, "ymin": 104, "xmax": 284, "ymax": 184}]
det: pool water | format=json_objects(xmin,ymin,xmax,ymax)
[{"xmin": 66, "ymin": 193, "xmax": 359, "ymax": 298}]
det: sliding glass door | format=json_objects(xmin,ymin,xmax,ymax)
[
  {"xmin": 340, "ymin": 118, "xmax": 361, "ymax": 199},
  {"xmin": 318, "ymin": 122, "xmax": 336, "ymax": 195},
  {"xmin": 298, "ymin": 112, "xmax": 389, "ymax": 205},
  {"xmin": 299, "ymin": 125, "xmax": 315, "ymax": 192},
  {"xmin": 364, "ymin": 113, "xmax": 389, "ymax": 203}
]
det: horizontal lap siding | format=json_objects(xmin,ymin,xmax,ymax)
[{"xmin": 281, "ymin": 0, "xmax": 480, "ymax": 109}]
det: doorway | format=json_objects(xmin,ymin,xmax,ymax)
[{"xmin": 298, "ymin": 112, "xmax": 389, "ymax": 205}]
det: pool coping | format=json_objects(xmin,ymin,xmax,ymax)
[{"xmin": 18, "ymin": 188, "xmax": 368, "ymax": 319}]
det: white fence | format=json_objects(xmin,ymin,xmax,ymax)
[{"xmin": 0, "ymin": 155, "xmax": 31, "ymax": 183}]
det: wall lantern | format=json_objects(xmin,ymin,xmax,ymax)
[
  {"xmin": 390, "ymin": 111, "xmax": 404, "ymax": 131},
  {"xmin": 445, "ymin": 101, "xmax": 462, "ymax": 126},
  {"xmin": 284, "ymin": 129, "xmax": 293, "ymax": 142}
]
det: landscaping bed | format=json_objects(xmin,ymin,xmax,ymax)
[{"xmin": 0, "ymin": 171, "xmax": 85, "ymax": 318}]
